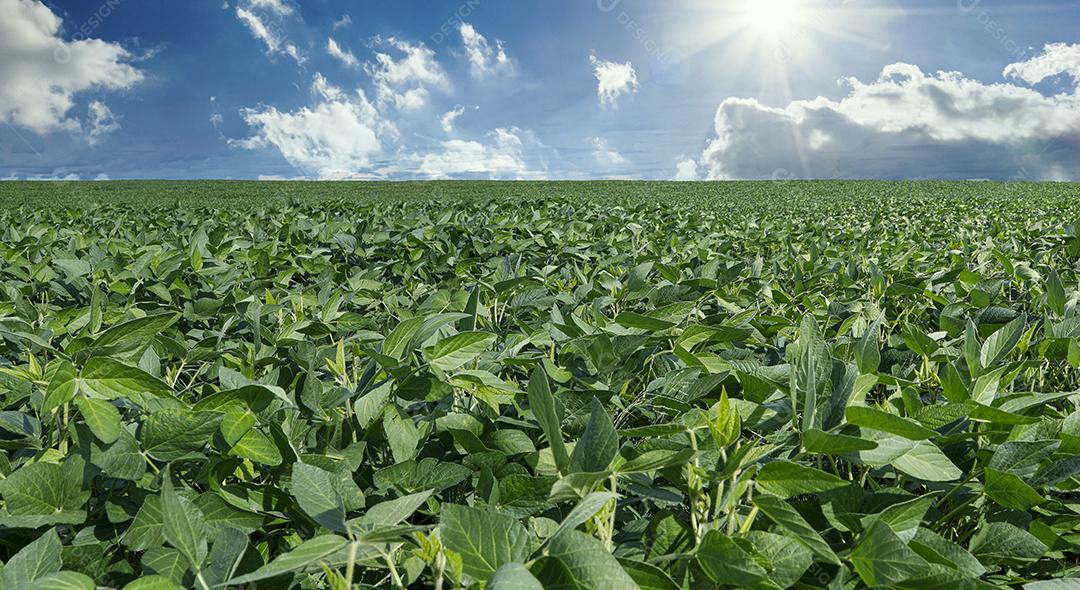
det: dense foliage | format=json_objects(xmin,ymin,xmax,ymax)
[{"xmin": 0, "ymin": 181, "xmax": 1079, "ymax": 589}]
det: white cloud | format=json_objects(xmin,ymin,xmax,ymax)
[
  {"xmin": 590, "ymin": 137, "xmax": 627, "ymax": 167},
  {"xmin": 459, "ymin": 23, "xmax": 511, "ymax": 78},
  {"xmin": 87, "ymin": 101, "xmax": 119, "ymax": 144},
  {"xmin": 1004, "ymin": 42, "xmax": 1080, "ymax": 86},
  {"xmin": 235, "ymin": 73, "xmax": 392, "ymax": 179},
  {"xmin": 418, "ymin": 127, "xmax": 542, "ymax": 179},
  {"xmin": 366, "ymin": 38, "xmax": 446, "ymax": 111},
  {"xmin": 247, "ymin": 0, "xmax": 293, "ymax": 16},
  {"xmin": 441, "ymin": 105, "xmax": 465, "ymax": 133},
  {"xmin": 589, "ymin": 55, "xmax": 638, "ymax": 107},
  {"xmin": 327, "ymin": 38, "xmax": 358, "ymax": 68},
  {"xmin": 235, "ymin": 5, "xmax": 303, "ymax": 64},
  {"xmin": 701, "ymin": 44, "xmax": 1080, "ymax": 180},
  {"xmin": 674, "ymin": 158, "xmax": 699, "ymax": 181},
  {"xmin": 0, "ymin": 0, "xmax": 143, "ymax": 135},
  {"xmin": 332, "ymin": 15, "xmax": 352, "ymax": 30}
]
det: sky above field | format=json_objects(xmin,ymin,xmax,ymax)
[{"xmin": 1, "ymin": 0, "xmax": 1079, "ymax": 181}]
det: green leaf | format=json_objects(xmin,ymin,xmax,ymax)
[
  {"xmin": 25, "ymin": 571, "xmax": 95, "ymax": 590},
  {"xmin": 42, "ymin": 360, "xmax": 78, "ymax": 415},
  {"xmin": 123, "ymin": 495, "xmax": 166, "ymax": 551},
  {"xmin": 744, "ymin": 531, "xmax": 813, "ymax": 589},
  {"xmin": 354, "ymin": 490, "xmax": 433, "ymax": 527},
  {"xmin": 488, "ymin": 563, "xmax": 544, "ymax": 590},
  {"xmin": 80, "ymin": 357, "xmax": 173, "ymax": 400},
  {"xmin": 892, "ymin": 440, "xmax": 962, "ymax": 482},
  {"xmin": 531, "ymin": 530, "xmax": 638, "ymax": 589},
  {"xmin": 440, "ymin": 504, "xmax": 532, "ymax": 582},
  {"xmin": 551, "ymin": 491, "xmax": 617, "ymax": 540},
  {"xmin": 121, "ymin": 575, "xmax": 186, "ymax": 590},
  {"xmin": 850, "ymin": 520, "xmax": 929, "ymax": 586},
  {"xmin": 969, "ymin": 522, "xmax": 1046, "ymax": 564},
  {"xmin": 141, "ymin": 409, "xmax": 223, "ymax": 461},
  {"xmin": 979, "ymin": 315, "xmax": 1026, "ymax": 369},
  {"xmin": 90, "ymin": 312, "xmax": 180, "ymax": 350},
  {"xmin": 230, "ymin": 428, "xmax": 282, "ymax": 466},
  {"xmin": 753, "ymin": 495, "xmax": 840, "ymax": 565},
  {"xmin": 75, "ymin": 396, "xmax": 121, "ymax": 444},
  {"xmin": 984, "ymin": 468, "xmax": 1044, "ymax": 510},
  {"xmin": 527, "ymin": 368, "xmax": 569, "ymax": 475},
  {"xmin": 425, "ymin": 331, "xmax": 496, "ymax": 371},
  {"xmin": 846, "ymin": 406, "xmax": 937, "ymax": 440},
  {"xmin": 0, "ymin": 529, "xmax": 63, "ymax": 588},
  {"xmin": 696, "ymin": 530, "xmax": 767, "ymax": 586},
  {"xmin": 226, "ymin": 535, "xmax": 348, "ymax": 585},
  {"xmin": 802, "ymin": 428, "xmax": 878, "ymax": 453},
  {"xmin": 708, "ymin": 391, "xmax": 740, "ymax": 447},
  {"xmin": 161, "ymin": 468, "xmax": 209, "ymax": 570},
  {"xmin": 0, "ymin": 459, "xmax": 89, "ymax": 517},
  {"xmin": 569, "ymin": 397, "xmax": 617, "ymax": 473},
  {"xmin": 291, "ymin": 462, "xmax": 348, "ymax": 533},
  {"xmin": 755, "ymin": 460, "xmax": 848, "ymax": 498}
]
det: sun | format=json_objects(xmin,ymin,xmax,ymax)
[{"xmin": 741, "ymin": 0, "xmax": 807, "ymax": 37}]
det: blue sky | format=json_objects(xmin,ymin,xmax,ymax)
[{"xmin": 1, "ymin": 0, "xmax": 1079, "ymax": 180}]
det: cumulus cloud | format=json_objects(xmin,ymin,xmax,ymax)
[
  {"xmin": 235, "ymin": 73, "xmax": 392, "ymax": 179},
  {"xmin": 1004, "ymin": 42, "xmax": 1080, "ymax": 86},
  {"xmin": 236, "ymin": 4, "xmax": 303, "ymax": 64},
  {"xmin": 417, "ymin": 127, "xmax": 543, "ymax": 179},
  {"xmin": 589, "ymin": 55, "xmax": 638, "ymax": 107},
  {"xmin": 459, "ymin": 23, "xmax": 511, "ymax": 78},
  {"xmin": 590, "ymin": 137, "xmax": 627, "ymax": 167},
  {"xmin": 700, "ymin": 44, "xmax": 1080, "ymax": 180},
  {"xmin": 0, "ymin": 0, "xmax": 143, "ymax": 136},
  {"xmin": 674, "ymin": 158, "xmax": 699, "ymax": 181},
  {"xmin": 366, "ymin": 38, "xmax": 447, "ymax": 111},
  {"xmin": 327, "ymin": 38, "xmax": 358, "ymax": 68},
  {"xmin": 440, "ymin": 105, "xmax": 473, "ymax": 133},
  {"xmin": 87, "ymin": 101, "xmax": 119, "ymax": 144}
]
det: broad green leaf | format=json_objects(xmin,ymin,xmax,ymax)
[
  {"xmin": 984, "ymin": 469, "xmax": 1044, "ymax": 510},
  {"xmin": 230, "ymin": 428, "xmax": 282, "ymax": 466},
  {"xmin": 291, "ymin": 462, "xmax": 348, "ymax": 533},
  {"xmin": 75, "ymin": 396, "xmax": 121, "ymax": 444},
  {"xmin": 440, "ymin": 504, "xmax": 532, "ymax": 581},
  {"xmin": 569, "ymin": 397, "xmax": 617, "ymax": 473},
  {"xmin": 0, "ymin": 459, "xmax": 89, "ymax": 517},
  {"xmin": 488, "ymin": 563, "xmax": 544, "ymax": 590},
  {"xmin": 696, "ymin": 530, "xmax": 766, "ymax": 586},
  {"xmin": 551, "ymin": 491, "xmax": 617, "ymax": 540},
  {"xmin": 892, "ymin": 440, "xmax": 962, "ymax": 481},
  {"xmin": 846, "ymin": 406, "xmax": 937, "ymax": 440},
  {"xmin": 90, "ymin": 312, "xmax": 181, "ymax": 350},
  {"xmin": 969, "ymin": 522, "xmax": 1046, "ymax": 563},
  {"xmin": 527, "ymin": 368, "xmax": 569, "ymax": 475},
  {"xmin": 354, "ymin": 489, "xmax": 433, "ymax": 527},
  {"xmin": 42, "ymin": 360, "xmax": 78, "ymax": 415},
  {"xmin": 0, "ymin": 529, "xmax": 63, "ymax": 588},
  {"xmin": 25, "ymin": 571, "xmax": 95, "ymax": 590},
  {"xmin": 141, "ymin": 409, "xmax": 223, "ymax": 461},
  {"xmin": 753, "ymin": 495, "xmax": 840, "ymax": 564},
  {"xmin": 121, "ymin": 575, "xmax": 185, "ymax": 590},
  {"xmin": 425, "ymin": 331, "xmax": 496, "ymax": 371},
  {"xmin": 802, "ymin": 428, "xmax": 878, "ymax": 453},
  {"xmin": 161, "ymin": 469, "xmax": 209, "ymax": 570},
  {"xmin": 80, "ymin": 358, "xmax": 173, "ymax": 400},
  {"xmin": 850, "ymin": 521, "xmax": 929, "ymax": 586},
  {"xmin": 531, "ymin": 529, "xmax": 638, "ymax": 589},
  {"xmin": 979, "ymin": 315, "xmax": 1026, "ymax": 369},
  {"xmin": 755, "ymin": 460, "xmax": 847, "ymax": 498},
  {"xmin": 226, "ymin": 535, "xmax": 348, "ymax": 585}
]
